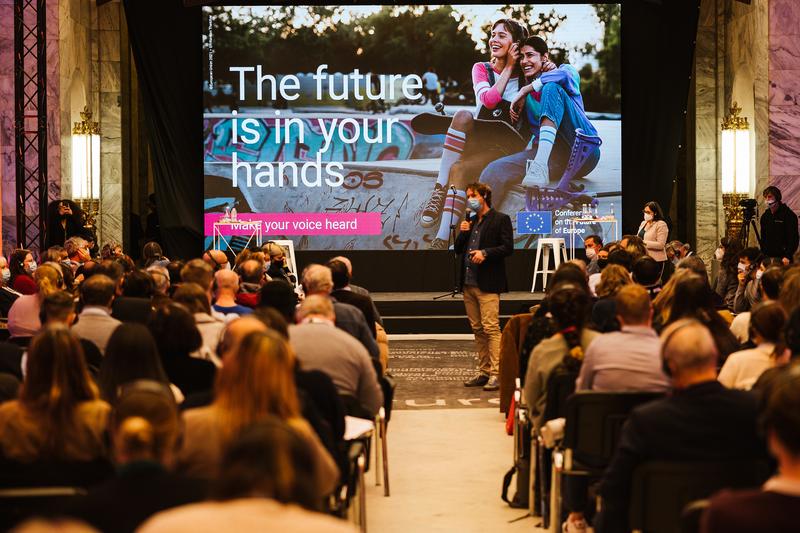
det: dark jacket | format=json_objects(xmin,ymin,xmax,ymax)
[
  {"xmin": 331, "ymin": 289, "xmax": 377, "ymax": 338},
  {"xmin": 112, "ymin": 297, "xmax": 155, "ymax": 324},
  {"xmin": 701, "ymin": 487, "xmax": 800, "ymax": 533},
  {"xmin": 454, "ymin": 208, "xmax": 513, "ymax": 294},
  {"xmin": 596, "ymin": 381, "xmax": 766, "ymax": 533},
  {"xmin": 760, "ymin": 202, "xmax": 799, "ymax": 260},
  {"xmin": 161, "ymin": 352, "xmax": 216, "ymax": 398},
  {"xmin": 330, "ymin": 299, "xmax": 380, "ymax": 362}
]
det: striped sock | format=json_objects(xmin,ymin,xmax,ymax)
[
  {"xmin": 435, "ymin": 127, "xmax": 467, "ymax": 188},
  {"xmin": 533, "ymin": 126, "xmax": 557, "ymax": 166},
  {"xmin": 435, "ymin": 190, "xmax": 467, "ymax": 241}
]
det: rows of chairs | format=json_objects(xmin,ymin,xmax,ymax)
[{"xmin": 509, "ymin": 376, "xmax": 768, "ymax": 533}]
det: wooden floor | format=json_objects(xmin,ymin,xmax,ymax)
[{"xmin": 370, "ymin": 291, "xmax": 545, "ymax": 302}]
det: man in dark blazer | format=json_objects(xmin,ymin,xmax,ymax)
[
  {"xmin": 454, "ymin": 182, "xmax": 513, "ymax": 391},
  {"xmin": 594, "ymin": 319, "xmax": 767, "ymax": 533}
]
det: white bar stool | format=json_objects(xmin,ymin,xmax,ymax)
[{"xmin": 531, "ymin": 238, "xmax": 569, "ymax": 292}]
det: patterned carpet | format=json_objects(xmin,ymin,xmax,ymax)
[{"xmin": 389, "ymin": 339, "xmax": 501, "ymax": 410}]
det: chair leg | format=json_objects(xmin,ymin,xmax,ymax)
[
  {"xmin": 549, "ymin": 458, "xmax": 561, "ymax": 533},
  {"xmin": 357, "ymin": 454, "xmax": 367, "ymax": 532},
  {"xmin": 381, "ymin": 415, "xmax": 390, "ymax": 496},
  {"xmin": 374, "ymin": 419, "xmax": 381, "ymax": 487}
]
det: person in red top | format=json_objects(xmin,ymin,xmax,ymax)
[{"xmin": 9, "ymin": 249, "xmax": 37, "ymax": 295}]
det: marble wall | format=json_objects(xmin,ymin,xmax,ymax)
[
  {"xmin": 694, "ymin": 0, "xmax": 770, "ymax": 260},
  {"xmin": 769, "ymin": 0, "xmax": 800, "ymax": 204}
]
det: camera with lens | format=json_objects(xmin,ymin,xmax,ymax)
[{"xmin": 739, "ymin": 198, "xmax": 758, "ymax": 221}]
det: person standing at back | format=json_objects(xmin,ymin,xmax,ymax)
[{"xmin": 760, "ymin": 185, "xmax": 799, "ymax": 265}]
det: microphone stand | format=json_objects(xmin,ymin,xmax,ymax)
[{"xmin": 434, "ymin": 185, "xmax": 462, "ymax": 300}]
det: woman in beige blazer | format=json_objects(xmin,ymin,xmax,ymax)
[{"xmin": 637, "ymin": 201, "xmax": 669, "ymax": 263}]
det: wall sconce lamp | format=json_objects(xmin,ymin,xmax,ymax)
[
  {"xmin": 71, "ymin": 106, "xmax": 100, "ymax": 228},
  {"xmin": 720, "ymin": 102, "xmax": 751, "ymax": 241}
]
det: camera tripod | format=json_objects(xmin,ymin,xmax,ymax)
[{"xmin": 740, "ymin": 215, "xmax": 762, "ymax": 248}]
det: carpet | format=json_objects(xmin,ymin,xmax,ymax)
[{"xmin": 388, "ymin": 339, "xmax": 501, "ymax": 410}]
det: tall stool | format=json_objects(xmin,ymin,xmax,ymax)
[{"xmin": 531, "ymin": 238, "xmax": 569, "ymax": 292}]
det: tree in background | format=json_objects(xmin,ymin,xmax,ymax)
[{"xmin": 578, "ymin": 4, "xmax": 621, "ymax": 113}]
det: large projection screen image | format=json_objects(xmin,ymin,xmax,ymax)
[{"xmin": 202, "ymin": 5, "xmax": 621, "ymax": 251}]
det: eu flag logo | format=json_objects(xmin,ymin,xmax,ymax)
[{"xmin": 517, "ymin": 211, "xmax": 552, "ymax": 234}]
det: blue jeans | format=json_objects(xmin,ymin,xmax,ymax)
[{"xmin": 480, "ymin": 83, "xmax": 600, "ymax": 207}]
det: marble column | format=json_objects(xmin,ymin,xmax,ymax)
[{"xmin": 769, "ymin": 0, "xmax": 800, "ymax": 207}]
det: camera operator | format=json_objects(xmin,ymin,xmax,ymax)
[{"xmin": 760, "ymin": 185, "xmax": 799, "ymax": 265}]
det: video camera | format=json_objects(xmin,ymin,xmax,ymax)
[{"xmin": 739, "ymin": 198, "xmax": 758, "ymax": 221}]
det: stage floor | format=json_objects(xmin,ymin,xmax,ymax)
[{"xmin": 370, "ymin": 291, "xmax": 545, "ymax": 301}]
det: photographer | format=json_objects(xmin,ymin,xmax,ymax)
[
  {"xmin": 733, "ymin": 247, "xmax": 762, "ymax": 314},
  {"xmin": 760, "ymin": 186, "xmax": 799, "ymax": 265}
]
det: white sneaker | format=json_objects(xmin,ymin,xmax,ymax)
[
  {"xmin": 522, "ymin": 159, "xmax": 550, "ymax": 188},
  {"xmin": 562, "ymin": 517, "xmax": 588, "ymax": 533}
]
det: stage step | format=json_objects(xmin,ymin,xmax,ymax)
[{"xmin": 382, "ymin": 315, "xmax": 518, "ymax": 335}]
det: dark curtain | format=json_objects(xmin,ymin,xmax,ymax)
[
  {"xmin": 123, "ymin": 0, "xmax": 203, "ymax": 260},
  {"xmin": 621, "ymin": 0, "xmax": 700, "ymax": 238}
]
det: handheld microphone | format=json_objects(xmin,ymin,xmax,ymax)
[{"xmin": 434, "ymin": 102, "xmax": 446, "ymax": 116}]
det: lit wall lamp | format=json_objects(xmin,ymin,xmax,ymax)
[
  {"xmin": 720, "ymin": 102, "xmax": 751, "ymax": 240},
  {"xmin": 71, "ymin": 106, "xmax": 100, "ymax": 228}
]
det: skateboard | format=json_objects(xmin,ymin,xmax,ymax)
[{"xmin": 410, "ymin": 112, "xmax": 528, "ymax": 156}]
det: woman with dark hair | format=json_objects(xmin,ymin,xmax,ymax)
[
  {"xmin": 176, "ymin": 330, "xmax": 338, "ymax": 497},
  {"xmin": 719, "ymin": 302, "xmax": 787, "ymax": 390},
  {"xmin": 713, "ymin": 236, "xmax": 743, "ymax": 310},
  {"xmin": 142, "ymin": 241, "xmax": 169, "ymax": 269},
  {"xmin": 523, "ymin": 284, "xmax": 597, "ymax": 429},
  {"xmin": 139, "ymin": 419, "xmax": 353, "ymax": 532},
  {"xmin": 122, "ymin": 270, "xmax": 156, "ymax": 299},
  {"xmin": 148, "ymin": 303, "xmax": 216, "ymax": 398},
  {"xmin": 45, "ymin": 199, "xmax": 89, "ymax": 249},
  {"xmin": 424, "ymin": 18, "xmax": 532, "ymax": 249},
  {"xmin": 666, "ymin": 273, "xmax": 739, "ymax": 363},
  {"xmin": 637, "ymin": 201, "xmax": 669, "ymax": 266},
  {"xmin": 65, "ymin": 381, "xmax": 206, "ymax": 533},
  {"xmin": 0, "ymin": 325, "xmax": 109, "ymax": 462},
  {"xmin": 9, "ymin": 248, "xmax": 37, "ymax": 295},
  {"xmin": 98, "ymin": 324, "xmax": 183, "ymax": 404},
  {"xmin": 591, "ymin": 264, "xmax": 632, "ymax": 333}
]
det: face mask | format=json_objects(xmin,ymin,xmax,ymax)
[
  {"xmin": 263, "ymin": 261, "xmax": 271, "ymax": 273},
  {"xmin": 25, "ymin": 261, "xmax": 37, "ymax": 274},
  {"xmin": 714, "ymin": 248, "xmax": 724, "ymax": 261},
  {"xmin": 585, "ymin": 247, "xmax": 597, "ymax": 260},
  {"xmin": 467, "ymin": 198, "xmax": 482, "ymax": 211},
  {"xmin": 597, "ymin": 258, "xmax": 608, "ymax": 269},
  {"xmin": 1, "ymin": 268, "xmax": 9, "ymax": 283},
  {"xmin": 738, "ymin": 262, "xmax": 747, "ymax": 273},
  {"xmin": 767, "ymin": 200, "xmax": 777, "ymax": 208},
  {"xmin": 756, "ymin": 270, "xmax": 764, "ymax": 280},
  {"xmin": 672, "ymin": 257, "xmax": 680, "ymax": 266},
  {"xmin": 643, "ymin": 213, "xmax": 654, "ymax": 222}
]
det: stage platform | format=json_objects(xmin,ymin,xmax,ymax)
[{"xmin": 372, "ymin": 291, "xmax": 545, "ymax": 335}]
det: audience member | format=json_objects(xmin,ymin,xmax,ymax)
[
  {"xmin": 7, "ymin": 264, "xmax": 63, "ymax": 340},
  {"xmin": 93, "ymin": 259, "xmax": 154, "ymax": 324},
  {"xmin": 753, "ymin": 306, "xmax": 800, "ymax": 396},
  {"xmin": 148, "ymin": 303, "xmax": 215, "ymax": 397},
  {"xmin": 235, "ymin": 258, "xmax": 267, "ymax": 308},
  {"xmin": 41, "ymin": 290, "xmax": 102, "ymax": 375},
  {"xmin": 651, "ymin": 268, "xmax": 693, "ymax": 332},
  {"xmin": 0, "ymin": 325, "xmax": 109, "ymax": 462},
  {"xmin": 122, "ymin": 270, "xmax": 156, "ymax": 299},
  {"xmin": 174, "ymin": 282, "xmax": 225, "ymax": 366},
  {"xmin": 300, "ymin": 264, "xmax": 379, "ymax": 361},
  {"xmin": 330, "ymin": 255, "xmax": 384, "ymax": 326},
  {"xmin": 202, "ymin": 249, "xmax": 230, "ymax": 272},
  {"xmin": 65, "ymin": 381, "xmax": 206, "ymax": 533},
  {"xmin": 577, "ymin": 284, "xmax": 670, "ymax": 392},
  {"xmin": 65, "ymin": 236, "xmax": 92, "ymax": 271},
  {"xmin": 713, "ymin": 236, "xmax": 743, "ymax": 310},
  {"xmin": 582, "ymin": 235, "xmax": 603, "ymax": 275},
  {"xmin": 263, "ymin": 242, "xmax": 296, "ymax": 285},
  {"xmin": 327, "ymin": 259, "xmax": 377, "ymax": 338},
  {"xmin": 719, "ymin": 302, "xmax": 786, "ymax": 390},
  {"xmin": 701, "ymin": 365, "xmax": 800, "ymax": 532},
  {"xmin": 177, "ymin": 330, "xmax": 339, "ymax": 496},
  {"xmin": 98, "ymin": 323, "xmax": 183, "ymax": 404},
  {"xmin": 524, "ymin": 284, "xmax": 597, "ymax": 429},
  {"xmin": 591, "ymin": 264, "xmax": 631, "ymax": 333},
  {"xmin": 71, "ymin": 274, "xmax": 122, "ymax": 355},
  {"xmin": 731, "ymin": 266, "xmax": 784, "ymax": 343},
  {"xmin": 142, "ymin": 241, "xmax": 170, "ymax": 269},
  {"xmin": 140, "ymin": 419, "xmax": 355, "ymax": 533},
  {"xmin": 289, "ymin": 295, "xmax": 383, "ymax": 418},
  {"xmin": 258, "ymin": 280, "xmax": 298, "ymax": 323},
  {"xmin": 212, "ymin": 269, "xmax": 252, "ymax": 317},
  {"xmin": 778, "ymin": 268, "xmax": 800, "ymax": 318},
  {"xmin": 9, "ymin": 248, "xmax": 37, "ymax": 295},
  {"xmin": 733, "ymin": 246, "xmax": 763, "ymax": 313},
  {"xmin": 631, "ymin": 255, "xmax": 663, "ymax": 298},
  {"xmin": 595, "ymin": 320, "xmax": 766, "ymax": 533},
  {"xmin": 147, "ymin": 264, "xmax": 171, "ymax": 308},
  {"xmin": 0, "ymin": 254, "xmax": 21, "ymax": 317},
  {"xmin": 100, "ymin": 241, "xmax": 123, "ymax": 260}
]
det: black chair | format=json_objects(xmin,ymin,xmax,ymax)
[
  {"xmin": 0, "ymin": 486, "xmax": 87, "ymax": 531},
  {"xmin": 628, "ymin": 461, "xmax": 769, "ymax": 533},
  {"xmin": 0, "ymin": 458, "xmax": 114, "ymax": 489}
]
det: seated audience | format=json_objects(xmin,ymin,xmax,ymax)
[
  {"xmin": 651, "ymin": 268, "xmax": 693, "ymax": 332},
  {"xmin": 701, "ymin": 365, "xmax": 800, "ymax": 532},
  {"xmin": 202, "ymin": 249, "xmax": 230, "ymax": 272},
  {"xmin": 591, "ymin": 264, "xmax": 631, "ymax": 333},
  {"xmin": 7, "ymin": 263, "xmax": 63, "ymax": 340},
  {"xmin": 41, "ymin": 291, "xmax": 102, "ymax": 375},
  {"xmin": 753, "ymin": 307, "xmax": 800, "ymax": 396},
  {"xmin": 631, "ymin": 255, "xmax": 663, "ymax": 298},
  {"xmin": 98, "ymin": 323, "xmax": 183, "ymax": 404},
  {"xmin": 142, "ymin": 241, "xmax": 170, "ymax": 269},
  {"xmin": 258, "ymin": 280, "xmax": 298, "ymax": 324},
  {"xmin": 733, "ymin": 246, "xmax": 763, "ymax": 313},
  {"xmin": 327, "ymin": 259, "xmax": 377, "ymax": 338},
  {"xmin": 176, "ymin": 330, "xmax": 339, "ymax": 496},
  {"xmin": 577, "ymin": 284, "xmax": 670, "ymax": 392},
  {"xmin": 719, "ymin": 302, "xmax": 787, "ymax": 390},
  {"xmin": 289, "ymin": 295, "xmax": 383, "ymax": 418},
  {"xmin": 595, "ymin": 319, "xmax": 766, "ymax": 533},
  {"xmin": 582, "ymin": 235, "xmax": 603, "ymax": 275},
  {"xmin": 731, "ymin": 266, "xmax": 784, "ymax": 343},
  {"xmin": 0, "ymin": 325, "xmax": 110, "ymax": 462},
  {"xmin": 148, "ymin": 303, "xmax": 216, "ymax": 397},
  {"xmin": 713, "ymin": 237, "xmax": 743, "ymax": 310},
  {"xmin": 65, "ymin": 381, "xmax": 206, "ymax": 533},
  {"xmin": 147, "ymin": 264, "xmax": 171, "ymax": 308},
  {"xmin": 91, "ymin": 260, "xmax": 154, "ymax": 324},
  {"xmin": 173, "ymin": 282, "xmax": 225, "ymax": 366},
  {"xmin": 0, "ymin": 254, "xmax": 21, "ymax": 318},
  {"xmin": 122, "ymin": 269, "xmax": 156, "ymax": 299},
  {"xmin": 235, "ymin": 258, "xmax": 267, "ymax": 308},
  {"xmin": 64, "ymin": 236, "xmax": 92, "ymax": 272},
  {"xmin": 524, "ymin": 283, "xmax": 597, "ymax": 429},
  {"xmin": 140, "ymin": 419, "xmax": 355, "ymax": 533},
  {"xmin": 263, "ymin": 242, "xmax": 296, "ymax": 285},
  {"xmin": 330, "ymin": 255, "xmax": 383, "ymax": 326},
  {"xmin": 71, "ymin": 274, "xmax": 122, "ymax": 354},
  {"xmin": 778, "ymin": 267, "xmax": 800, "ymax": 318},
  {"xmin": 212, "ymin": 269, "xmax": 252, "ymax": 317},
  {"xmin": 9, "ymin": 248, "xmax": 37, "ymax": 295}
]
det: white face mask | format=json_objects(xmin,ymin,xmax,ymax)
[
  {"xmin": 643, "ymin": 213, "xmax": 654, "ymax": 222},
  {"xmin": 756, "ymin": 270, "xmax": 764, "ymax": 280},
  {"xmin": 585, "ymin": 247, "xmax": 597, "ymax": 260},
  {"xmin": 25, "ymin": 261, "xmax": 37, "ymax": 274},
  {"xmin": 714, "ymin": 248, "xmax": 724, "ymax": 261},
  {"xmin": 738, "ymin": 262, "xmax": 747, "ymax": 273}
]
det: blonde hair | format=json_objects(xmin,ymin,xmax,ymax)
[
  {"xmin": 653, "ymin": 268, "xmax": 693, "ymax": 325},
  {"xmin": 112, "ymin": 382, "xmax": 180, "ymax": 463},
  {"xmin": 595, "ymin": 264, "xmax": 631, "ymax": 299},
  {"xmin": 34, "ymin": 264, "xmax": 62, "ymax": 299}
]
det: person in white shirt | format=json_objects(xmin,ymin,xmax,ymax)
[{"xmin": 719, "ymin": 301, "xmax": 787, "ymax": 390}]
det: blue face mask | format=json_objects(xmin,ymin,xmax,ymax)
[{"xmin": 467, "ymin": 198, "xmax": 482, "ymax": 211}]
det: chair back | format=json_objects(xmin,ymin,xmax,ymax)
[
  {"xmin": 0, "ymin": 458, "xmax": 114, "ymax": 489},
  {"xmin": 0, "ymin": 487, "xmax": 86, "ymax": 530},
  {"xmin": 628, "ymin": 460, "xmax": 768, "ymax": 533},
  {"xmin": 563, "ymin": 391, "xmax": 662, "ymax": 470},
  {"xmin": 541, "ymin": 363, "xmax": 577, "ymax": 423}
]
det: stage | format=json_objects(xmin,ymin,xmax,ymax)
[{"xmin": 372, "ymin": 291, "xmax": 544, "ymax": 335}]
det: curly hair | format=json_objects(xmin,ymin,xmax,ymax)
[{"xmin": 595, "ymin": 264, "xmax": 632, "ymax": 299}]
